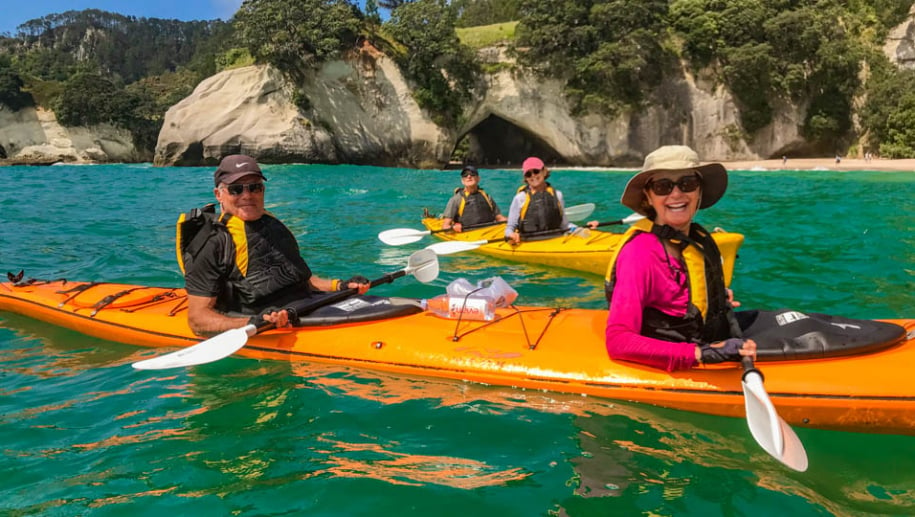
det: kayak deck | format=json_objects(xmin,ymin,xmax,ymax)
[
  {"xmin": 2, "ymin": 278, "xmax": 915, "ymax": 435},
  {"xmin": 420, "ymin": 218, "xmax": 745, "ymax": 284}
]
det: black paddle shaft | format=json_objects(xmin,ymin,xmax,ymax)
[{"xmin": 282, "ymin": 269, "xmax": 408, "ymax": 323}]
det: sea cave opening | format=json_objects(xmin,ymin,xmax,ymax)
[{"xmin": 451, "ymin": 114, "xmax": 562, "ymax": 168}]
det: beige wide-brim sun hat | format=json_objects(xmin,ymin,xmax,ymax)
[{"xmin": 621, "ymin": 145, "xmax": 728, "ymax": 216}]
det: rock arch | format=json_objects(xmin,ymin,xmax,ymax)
[{"xmin": 455, "ymin": 114, "xmax": 562, "ymax": 167}]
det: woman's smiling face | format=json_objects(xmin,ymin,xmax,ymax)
[{"xmin": 644, "ymin": 171, "xmax": 702, "ymax": 232}]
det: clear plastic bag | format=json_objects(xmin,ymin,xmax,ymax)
[{"xmin": 446, "ymin": 276, "xmax": 518, "ymax": 308}]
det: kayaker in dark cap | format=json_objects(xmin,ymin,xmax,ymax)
[
  {"xmin": 440, "ymin": 165, "xmax": 507, "ymax": 232},
  {"xmin": 603, "ymin": 145, "xmax": 756, "ymax": 371},
  {"xmin": 179, "ymin": 154, "xmax": 370, "ymax": 336}
]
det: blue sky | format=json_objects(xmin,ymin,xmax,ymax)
[{"xmin": 1, "ymin": 0, "xmax": 246, "ymax": 36}]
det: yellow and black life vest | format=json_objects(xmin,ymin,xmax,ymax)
[
  {"xmin": 453, "ymin": 187, "xmax": 497, "ymax": 226},
  {"xmin": 176, "ymin": 205, "xmax": 312, "ymax": 314},
  {"xmin": 603, "ymin": 219, "xmax": 736, "ymax": 344},
  {"xmin": 516, "ymin": 183, "xmax": 563, "ymax": 234}
]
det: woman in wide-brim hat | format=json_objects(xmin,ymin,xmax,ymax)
[{"xmin": 603, "ymin": 145, "xmax": 756, "ymax": 371}]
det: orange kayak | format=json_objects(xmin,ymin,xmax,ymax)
[
  {"xmin": 2, "ymin": 278, "xmax": 914, "ymax": 436},
  {"xmin": 420, "ymin": 218, "xmax": 745, "ymax": 284}
]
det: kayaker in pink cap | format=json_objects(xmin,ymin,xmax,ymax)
[{"xmin": 504, "ymin": 156, "xmax": 575, "ymax": 244}]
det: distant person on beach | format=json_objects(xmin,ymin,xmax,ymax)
[
  {"xmin": 178, "ymin": 154, "xmax": 370, "ymax": 337},
  {"xmin": 835, "ymin": 154, "xmax": 842, "ymax": 164},
  {"xmin": 782, "ymin": 155, "xmax": 787, "ymax": 166},
  {"xmin": 441, "ymin": 165, "xmax": 507, "ymax": 232},
  {"xmin": 504, "ymin": 157, "xmax": 575, "ymax": 244},
  {"xmin": 602, "ymin": 145, "xmax": 756, "ymax": 371}
]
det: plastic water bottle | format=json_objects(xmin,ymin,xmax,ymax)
[{"xmin": 421, "ymin": 294, "xmax": 495, "ymax": 321}]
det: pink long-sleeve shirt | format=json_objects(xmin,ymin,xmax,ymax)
[{"xmin": 605, "ymin": 232, "xmax": 699, "ymax": 371}]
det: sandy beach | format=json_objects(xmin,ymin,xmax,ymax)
[{"xmin": 713, "ymin": 157, "xmax": 915, "ymax": 172}]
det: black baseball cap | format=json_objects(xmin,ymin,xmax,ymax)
[{"xmin": 214, "ymin": 155, "xmax": 267, "ymax": 186}]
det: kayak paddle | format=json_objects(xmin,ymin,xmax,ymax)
[
  {"xmin": 424, "ymin": 213, "xmax": 645, "ymax": 256},
  {"xmin": 377, "ymin": 203, "xmax": 597, "ymax": 246},
  {"xmin": 563, "ymin": 202, "xmax": 596, "ymax": 222},
  {"xmin": 378, "ymin": 221, "xmax": 501, "ymax": 246},
  {"xmin": 131, "ymin": 249, "xmax": 439, "ymax": 370},
  {"xmin": 742, "ymin": 357, "xmax": 808, "ymax": 471}
]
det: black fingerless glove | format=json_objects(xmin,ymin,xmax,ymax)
[
  {"xmin": 340, "ymin": 275, "xmax": 370, "ymax": 289},
  {"xmin": 247, "ymin": 307, "xmax": 279, "ymax": 329},
  {"xmin": 699, "ymin": 338, "xmax": 744, "ymax": 364},
  {"xmin": 247, "ymin": 312, "xmax": 268, "ymax": 328}
]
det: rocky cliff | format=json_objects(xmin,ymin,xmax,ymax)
[
  {"xmin": 884, "ymin": 4, "xmax": 915, "ymax": 69},
  {"xmin": 6, "ymin": 8, "xmax": 913, "ymax": 168},
  {"xmin": 154, "ymin": 47, "xmax": 451, "ymax": 169},
  {"xmin": 156, "ymin": 45, "xmax": 809, "ymax": 168},
  {"xmin": 0, "ymin": 105, "xmax": 145, "ymax": 165}
]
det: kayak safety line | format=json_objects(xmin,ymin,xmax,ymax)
[
  {"xmin": 443, "ymin": 306, "xmax": 567, "ymax": 350},
  {"xmin": 56, "ymin": 281, "xmax": 104, "ymax": 308},
  {"xmin": 121, "ymin": 290, "xmax": 183, "ymax": 313}
]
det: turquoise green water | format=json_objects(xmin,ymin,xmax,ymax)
[{"xmin": 1, "ymin": 163, "xmax": 914, "ymax": 515}]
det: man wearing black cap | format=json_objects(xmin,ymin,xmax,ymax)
[
  {"xmin": 440, "ymin": 165, "xmax": 507, "ymax": 232},
  {"xmin": 180, "ymin": 154, "xmax": 370, "ymax": 337}
]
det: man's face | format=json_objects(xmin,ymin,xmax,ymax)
[{"xmin": 214, "ymin": 174, "xmax": 266, "ymax": 221}]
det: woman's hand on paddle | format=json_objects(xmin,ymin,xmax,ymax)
[
  {"xmin": 508, "ymin": 231, "xmax": 521, "ymax": 245},
  {"xmin": 698, "ymin": 338, "xmax": 757, "ymax": 364},
  {"xmin": 585, "ymin": 220, "xmax": 599, "ymax": 229},
  {"xmin": 452, "ymin": 222, "xmax": 463, "ymax": 233}
]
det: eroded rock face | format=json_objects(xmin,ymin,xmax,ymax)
[
  {"xmin": 461, "ymin": 48, "xmax": 808, "ymax": 164},
  {"xmin": 153, "ymin": 65, "xmax": 339, "ymax": 167},
  {"xmin": 884, "ymin": 5, "xmax": 915, "ymax": 69},
  {"xmin": 155, "ymin": 56, "xmax": 810, "ymax": 167},
  {"xmin": 0, "ymin": 106, "xmax": 143, "ymax": 165},
  {"xmin": 154, "ymin": 56, "xmax": 453, "ymax": 168}
]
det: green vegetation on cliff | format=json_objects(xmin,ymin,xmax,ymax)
[
  {"xmin": 0, "ymin": 10, "xmax": 234, "ymax": 153},
  {"xmin": 1, "ymin": 1, "xmax": 914, "ymax": 158}
]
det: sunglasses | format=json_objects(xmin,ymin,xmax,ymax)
[
  {"xmin": 646, "ymin": 175, "xmax": 701, "ymax": 196},
  {"xmin": 460, "ymin": 170, "xmax": 479, "ymax": 178},
  {"xmin": 223, "ymin": 182, "xmax": 265, "ymax": 196},
  {"xmin": 524, "ymin": 168, "xmax": 543, "ymax": 178}
]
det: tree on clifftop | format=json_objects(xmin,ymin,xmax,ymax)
[
  {"xmin": 234, "ymin": 0, "xmax": 362, "ymax": 72},
  {"xmin": 384, "ymin": 0, "xmax": 480, "ymax": 126}
]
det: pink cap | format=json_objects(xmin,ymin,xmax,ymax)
[{"xmin": 522, "ymin": 157, "xmax": 545, "ymax": 172}]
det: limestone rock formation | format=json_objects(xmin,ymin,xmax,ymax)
[
  {"xmin": 884, "ymin": 4, "xmax": 915, "ymax": 69},
  {"xmin": 155, "ymin": 46, "xmax": 809, "ymax": 168},
  {"xmin": 154, "ymin": 52, "xmax": 452, "ymax": 168},
  {"xmin": 0, "ymin": 106, "xmax": 143, "ymax": 165}
]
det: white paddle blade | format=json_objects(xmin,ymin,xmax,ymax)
[
  {"xmin": 743, "ymin": 371, "xmax": 807, "ymax": 471},
  {"xmin": 778, "ymin": 416, "xmax": 809, "ymax": 472},
  {"xmin": 406, "ymin": 249, "xmax": 439, "ymax": 283},
  {"xmin": 378, "ymin": 228, "xmax": 430, "ymax": 246},
  {"xmin": 564, "ymin": 203, "xmax": 596, "ymax": 222},
  {"xmin": 622, "ymin": 213, "xmax": 646, "ymax": 225},
  {"xmin": 132, "ymin": 325, "xmax": 256, "ymax": 370},
  {"xmin": 425, "ymin": 240, "xmax": 488, "ymax": 255}
]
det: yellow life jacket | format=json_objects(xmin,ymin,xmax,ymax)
[
  {"xmin": 176, "ymin": 204, "xmax": 250, "ymax": 276},
  {"xmin": 604, "ymin": 219, "xmax": 734, "ymax": 343},
  {"xmin": 454, "ymin": 187, "xmax": 497, "ymax": 224},
  {"xmin": 176, "ymin": 206, "xmax": 312, "ymax": 314},
  {"xmin": 516, "ymin": 183, "xmax": 562, "ymax": 233}
]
